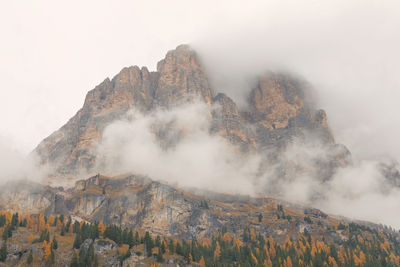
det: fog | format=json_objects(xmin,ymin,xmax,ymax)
[
  {"xmin": 192, "ymin": 0, "xmax": 400, "ymax": 161},
  {"xmin": 1, "ymin": 1, "xmax": 400, "ymax": 228},
  {"xmin": 0, "ymin": 136, "xmax": 48, "ymax": 184},
  {"xmin": 96, "ymin": 102, "xmax": 261, "ymax": 195},
  {"xmin": 94, "ymin": 99, "xmax": 400, "ymax": 228}
]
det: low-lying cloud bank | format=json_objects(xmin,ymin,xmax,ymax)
[
  {"xmin": 0, "ymin": 137, "xmax": 49, "ymax": 184},
  {"xmin": 94, "ymin": 101, "xmax": 400, "ymax": 228}
]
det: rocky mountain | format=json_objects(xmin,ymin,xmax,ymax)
[
  {"xmin": 0, "ymin": 174, "xmax": 373, "ymax": 240},
  {"xmin": 3, "ymin": 45, "xmax": 400, "ymax": 266},
  {"xmin": 34, "ymin": 45, "xmax": 350, "ymax": 182},
  {"xmin": 2, "ymin": 174, "xmax": 400, "ymax": 266}
]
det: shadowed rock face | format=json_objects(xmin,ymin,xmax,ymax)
[{"xmin": 34, "ymin": 44, "xmax": 348, "ymax": 180}]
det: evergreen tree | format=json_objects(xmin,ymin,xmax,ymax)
[
  {"xmin": 0, "ymin": 242, "xmax": 7, "ymax": 262},
  {"xmin": 26, "ymin": 249, "xmax": 33, "ymax": 265},
  {"xmin": 144, "ymin": 232, "xmax": 154, "ymax": 257},
  {"xmin": 127, "ymin": 230, "xmax": 134, "ymax": 248},
  {"xmin": 156, "ymin": 248, "xmax": 164, "ymax": 263},
  {"xmin": 70, "ymin": 252, "xmax": 79, "ymax": 267},
  {"xmin": 11, "ymin": 212, "xmax": 18, "ymax": 227},
  {"xmin": 155, "ymin": 235, "xmax": 161, "ymax": 247},
  {"xmin": 73, "ymin": 233, "xmax": 82, "ymax": 249},
  {"xmin": 20, "ymin": 218, "xmax": 27, "ymax": 227},
  {"xmin": 134, "ymin": 231, "xmax": 140, "ymax": 245},
  {"xmin": 39, "ymin": 229, "xmax": 50, "ymax": 242},
  {"xmin": 168, "ymin": 239, "xmax": 175, "ymax": 254},
  {"xmin": 119, "ymin": 249, "xmax": 131, "ymax": 264},
  {"xmin": 160, "ymin": 240, "xmax": 166, "ymax": 254},
  {"xmin": 61, "ymin": 224, "xmax": 66, "ymax": 236},
  {"xmin": 2, "ymin": 225, "xmax": 13, "ymax": 241},
  {"xmin": 52, "ymin": 236, "xmax": 58, "ymax": 250},
  {"xmin": 0, "ymin": 214, "xmax": 5, "ymax": 227}
]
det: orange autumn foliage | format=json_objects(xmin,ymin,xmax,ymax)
[
  {"xmin": 199, "ymin": 256, "xmax": 206, "ymax": 266},
  {"xmin": 214, "ymin": 241, "xmax": 221, "ymax": 260}
]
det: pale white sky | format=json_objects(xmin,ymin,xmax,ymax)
[{"xmin": 0, "ymin": 0, "xmax": 399, "ymax": 162}]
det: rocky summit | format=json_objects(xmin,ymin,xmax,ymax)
[{"xmin": 34, "ymin": 45, "xmax": 349, "ymax": 180}]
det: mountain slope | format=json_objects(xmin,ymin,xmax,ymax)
[{"xmin": 0, "ymin": 174, "xmax": 377, "ymax": 241}]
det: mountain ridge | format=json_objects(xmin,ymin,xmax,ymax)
[{"xmin": 34, "ymin": 44, "xmax": 349, "ymax": 183}]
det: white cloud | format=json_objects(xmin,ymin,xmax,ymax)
[{"xmin": 96, "ymin": 102, "xmax": 260, "ymax": 195}]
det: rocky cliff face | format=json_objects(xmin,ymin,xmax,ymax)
[
  {"xmin": 0, "ymin": 174, "xmax": 353, "ymax": 241},
  {"xmin": 34, "ymin": 44, "xmax": 349, "ymax": 181}
]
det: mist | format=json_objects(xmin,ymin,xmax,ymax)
[
  {"xmin": 0, "ymin": 136, "xmax": 48, "ymax": 184},
  {"xmin": 93, "ymin": 98, "xmax": 400, "ymax": 228},
  {"xmin": 192, "ymin": 0, "xmax": 400, "ymax": 162},
  {"xmin": 96, "ymin": 102, "xmax": 261, "ymax": 195}
]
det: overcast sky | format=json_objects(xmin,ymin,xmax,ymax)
[{"xmin": 1, "ymin": 0, "xmax": 399, "ymax": 163}]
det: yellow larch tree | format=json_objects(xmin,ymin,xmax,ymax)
[
  {"xmin": 47, "ymin": 215, "xmax": 54, "ymax": 226},
  {"xmin": 359, "ymin": 251, "xmax": 366, "ymax": 265},
  {"xmin": 189, "ymin": 253, "xmax": 193, "ymax": 263},
  {"xmin": 381, "ymin": 240, "xmax": 390, "ymax": 255},
  {"xmin": 338, "ymin": 249, "xmax": 346, "ymax": 265},
  {"xmin": 41, "ymin": 240, "xmax": 47, "ymax": 249},
  {"xmin": 25, "ymin": 214, "xmax": 32, "ymax": 229},
  {"xmin": 202, "ymin": 237, "xmax": 211, "ymax": 248},
  {"xmin": 39, "ymin": 214, "xmax": 46, "ymax": 232},
  {"xmin": 389, "ymin": 252, "xmax": 400, "ymax": 265},
  {"xmin": 251, "ymin": 251, "xmax": 258, "ymax": 265},
  {"xmin": 98, "ymin": 221, "xmax": 106, "ymax": 235},
  {"xmin": 284, "ymin": 256, "xmax": 292, "ymax": 267},
  {"xmin": 56, "ymin": 218, "xmax": 63, "ymax": 230},
  {"xmin": 6, "ymin": 210, "xmax": 12, "ymax": 225},
  {"xmin": 199, "ymin": 256, "xmax": 206, "ymax": 267},
  {"xmin": 353, "ymin": 251, "xmax": 361, "ymax": 266},
  {"xmin": 214, "ymin": 241, "xmax": 221, "ymax": 260},
  {"xmin": 269, "ymin": 237, "xmax": 276, "ymax": 258},
  {"xmin": 222, "ymin": 232, "xmax": 232, "ymax": 243},
  {"xmin": 28, "ymin": 234, "xmax": 34, "ymax": 243},
  {"xmin": 233, "ymin": 237, "xmax": 242, "ymax": 249},
  {"xmin": 43, "ymin": 243, "xmax": 51, "ymax": 261},
  {"xmin": 328, "ymin": 256, "xmax": 339, "ymax": 267},
  {"xmin": 250, "ymin": 228, "xmax": 256, "ymax": 241},
  {"xmin": 264, "ymin": 257, "xmax": 273, "ymax": 267}
]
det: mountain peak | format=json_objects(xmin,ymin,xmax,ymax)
[
  {"xmin": 155, "ymin": 44, "xmax": 214, "ymax": 107},
  {"xmin": 34, "ymin": 45, "xmax": 345, "ymax": 180}
]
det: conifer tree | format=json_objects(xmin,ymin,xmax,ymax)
[
  {"xmin": 0, "ymin": 242, "xmax": 7, "ymax": 262},
  {"xmin": 52, "ymin": 236, "xmax": 58, "ymax": 250},
  {"xmin": 156, "ymin": 248, "xmax": 164, "ymax": 263},
  {"xmin": 27, "ymin": 249, "xmax": 33, "ymax": 265},
  {"xmin": 70, "ymin": 252, "xmax": 79, "ymax": 267}
]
